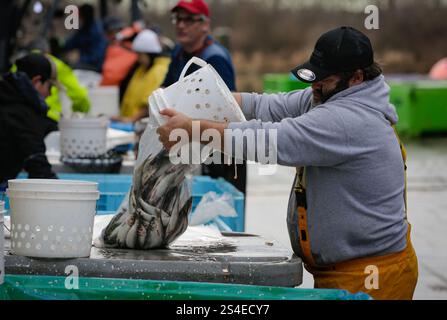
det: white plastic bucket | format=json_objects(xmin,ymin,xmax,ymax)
[
  {"xmin": 88, "ymin": 86, "xmax": 120, "ymax": 117},
  {"xmin": 8, "ymin": 179, "xmax": 98, "ymax": 193},
  {"xmin": 59, "ymin": 117, "xmax": 109, "ymax": 158},
  {"xmin": 148, "ymin": 57, "xmax": 246, "ymax": 125},
  {"xmin": 6, "ymin": 180, "xmax": 99, "ymax": 258},
  {"xmin": 0, "ymin": 201, "xmax": 5, "ymax": 284}
]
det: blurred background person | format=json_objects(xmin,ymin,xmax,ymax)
[
  {"xmin": 111, "ymin": 29, "xmax": 170, "ymax": 123},
  {"xmin": 162, "ymin": 0, "xmax": 245, "ymax": 195},
  {"xmin": 429, "ymin": 57, "xmax": 447, "ymax": 80},
  {"xmin": 162, "ymin": 0, "xmax": 236, "ymax": 90},
  {"xmin": 100, "ymin": 16, "xmax": 139, "ymax": 92},
  {"xmin": 61, "ymin": 3, "xmax": 107, "ymax": 72},
  {"xmin": 22, "ymin": 39, "xmax": 91, "ymax": 135},
  {"xmin": 0, "ymin": 53, "xmax": 57, "ymax": 191}
]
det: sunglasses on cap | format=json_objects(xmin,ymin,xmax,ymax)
[{"xmin": 170, "ymin": 13, "xmax": 206, "ymax": 25}]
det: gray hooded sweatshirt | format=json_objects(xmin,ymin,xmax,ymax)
[{"xmin": 224, "ymin": 75, "xmax": 407, "ymax": 265}]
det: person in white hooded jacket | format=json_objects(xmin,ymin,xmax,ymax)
[
  {"xmin": 155, "ymin": 26, "xmax": 418, "ymax": 300},
  {"xmin": 112, "ymin": 30, "xmax": 170, "ymax": 123}
]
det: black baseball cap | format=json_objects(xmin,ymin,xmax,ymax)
[
  {"xmin": 291, "ymin": 26, "xmax": 374, "ymax": 83},
  {"xmin": 15, "ymin": 53, "xmax": 52, "ymax": 82}
]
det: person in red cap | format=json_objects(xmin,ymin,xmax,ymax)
[
  {"xmin": 162, "ymin": 0, "xmax": 235, "ymax": 90},
  {"xmin": 173, "ymin": 0, "xmax": 210, "ymax": 17},
  {"xmin": 161, "ymin": 0, "xmax": 245, "ymax": 195}
]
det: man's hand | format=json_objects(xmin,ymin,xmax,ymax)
[
  {"xmin": 232, "ymin": 92, "xmax": 242, "ymax": 108},
  {"xmin": 156, "ymin": 108, "xmax": 192, "ymax": 150}
]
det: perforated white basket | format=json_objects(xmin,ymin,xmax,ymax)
[
  {"xmin": 148, "ymin": 57, "xmax": 246, "ymax": 125},
  {"xmin": 59, "ymin": 117, "xmax": 109, "ymax": 158},
  {"xmin": 7, "ymin": 180, "xmax": 99, "ymax": 258}
]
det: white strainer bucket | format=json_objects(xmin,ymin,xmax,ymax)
[
  {"xmin": 8, "ymin": 179, "xmax": 98, "ymax": 193},
  {"xmin": 6, "ymin": 180, "xmax": 99, "ymax": 258},
  {"xmin": 0, "ymin": 201, "xmax": 5, "ymax": 284},
  {"xmin": 148, "ymin": 57, "xmax": 246, "ymax": 125},
  {"xmin": 59, "ymin": 117, "xmax": 109, "ymax": 158}
]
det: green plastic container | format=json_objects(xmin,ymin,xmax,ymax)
[
  {"xmin": 0, "ymin": 275, "xmax": 372, "ymax": 300},
  {"xmin": 263, "ymin": 73, "xmax": 447, "ymax": 137},
  {"xmin": 388, "ymin": 80, "xmax": 447, "ymax": 137},
  {"xmin": 263, "ymin": 73, "xmax": 310, "ymax": 93}
]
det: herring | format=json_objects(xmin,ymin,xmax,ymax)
[{"xmin": 101, "ymin": 149, "xmax": 195, "ymax": 249}]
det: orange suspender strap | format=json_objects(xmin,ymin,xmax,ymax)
[
  {"xmin": 392, "ymin": 125, "xmax": 408, "ymax": 217},
  {"xmin": 295, "ymin": 167, "xmax": 317, "ymax": 267}
]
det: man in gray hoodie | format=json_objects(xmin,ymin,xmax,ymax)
[{"xmin": 156, "ymin": 26, "xmax": 418, "ymax": 299}]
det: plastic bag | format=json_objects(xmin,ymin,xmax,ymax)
[
  {"xmin": 98, "ymin": 57, "xmax": 246, "ymax": 249},
  {"xmin": 99, "ymin": 118, "xmax": 198, "ymax": 249},
  {"xmin": 189, "ymin": 191, "xmax": 237, "ymax": 226}
]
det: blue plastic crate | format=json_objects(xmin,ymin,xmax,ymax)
[
  {"xmin": 97, "ymin": 193, "xmax": 127, "ymax": 212},
  {"xmin": 191, "ymin": 176, "xmax": 245, "ymax": 232},
  {"xmin": 56, "ymin": 173, "xmax": 133, "ymax": 193},
  {"xmin": 95, "ymin": 176, "xmax": 245, "ymax": 231},
  {"xmin": 7, "ymin": 174, "xmax": 245, "ymax": 232},
  {"xmin": 15, "ymin": 173, "xmax": 132, "ymax": 193},
  {"xmin": 109, "ymin": 121, "xmax": 135, "ymax": 132}
]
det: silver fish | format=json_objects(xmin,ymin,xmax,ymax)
[
  {"xmin": 125, "ymin": 217, "xmax": 139, "ymax": 248},
  {"xmin": 117, "ymin": 215, "xmax": 135, "ymax": 247},
  {"xmin": 101, "ymin": 149, "xmax": 195, "ymax": 250}
]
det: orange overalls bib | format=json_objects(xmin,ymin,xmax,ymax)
[{"xmin": 293, "ymin": 128, "xmax": 418, "ymax": 300}]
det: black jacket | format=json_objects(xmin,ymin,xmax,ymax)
[{"xmin": 0, "ymin": 72, "xmax": 56, "ymax": 186}]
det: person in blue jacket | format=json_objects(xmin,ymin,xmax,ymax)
[
  {"xmin": 63, "ymin": 4, "xmax": 107, "ymax": 72},
  {"xmin": 162, "ymin": 0, "xmax": 245, "ymax": 194}
]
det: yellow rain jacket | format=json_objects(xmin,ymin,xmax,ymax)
[{"xmin": 120, "ymin": 56, "xmax": 170, "ymax": 118}]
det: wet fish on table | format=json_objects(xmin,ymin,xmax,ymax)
[
  {"xmin": 165, "ymin": 197, "xmax": 192, "ymax": 244},
  {"xmin": 101, "ymin": 149, "xmax": 196, "ymax": 249},
  {"xmin": 125, "ymin": 216, "xmax": 139, "ymax": 248},
  {"xmin": 139, "ymin": 210, "xmax": 165, "ymax": 249},
  {"xmin": 117, "ymin": 214, "xmax": 135, "ymax": 247},
  {"xmin": 102, "ymin": 205, "xmax": 129, "ymax": 246}
]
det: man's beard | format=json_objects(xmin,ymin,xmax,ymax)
[{"xmin": 313, "ymin": 78, "xmax": 351, "ymax": 104}]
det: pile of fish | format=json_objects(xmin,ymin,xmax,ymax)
[{"xmin": 100, "ymin": 149, "xmax": 194, "ymax": 249}]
